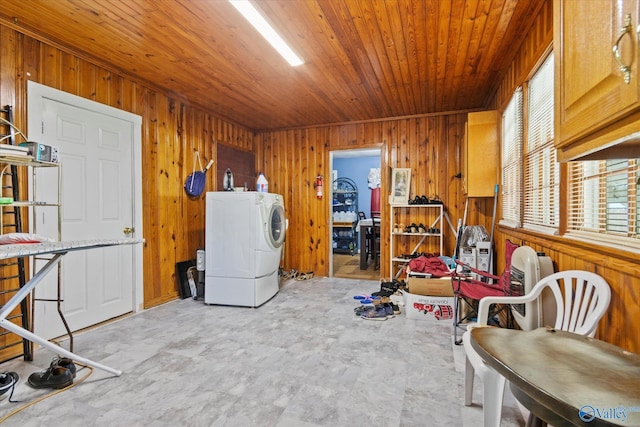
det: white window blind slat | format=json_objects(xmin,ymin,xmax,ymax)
[
  {"xmin": 501, "ymin": 87, "xmax": 523, "ymax": 227},
  {"xmin": 524, "ymin": 53, "xmax": 558, "ymax": 231},
  {"xmin": 568, "ymin": 159, "xmax": 639, "ymax": 242}
]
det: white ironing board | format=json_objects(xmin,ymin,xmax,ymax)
[{"xmin": 0, "ymin": 238, "xmax": 144, "ymax": 376}]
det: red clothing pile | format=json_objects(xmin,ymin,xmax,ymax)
[{"xmin": 407, "ymin": 255, "xmax": 452, "ymax": 278}]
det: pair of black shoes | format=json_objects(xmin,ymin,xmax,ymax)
[
  {"xmin": 372, "ymin": 279, "xmax": 405, "ymax": 297},
  {"xmin": 408, "ymin": 195, "xmax": 444, "ymax": 205},
  {"xmin": 28, "ymin": 357, "xmax": 77, "ymax": 389}
]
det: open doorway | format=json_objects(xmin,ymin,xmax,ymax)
[{"xmin": 329, "ymin": 148, "xmax": 381, "ymax": 280}]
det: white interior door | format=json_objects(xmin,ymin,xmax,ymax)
[{"xmin": 28, "ymin": 81, "xmax": 143, "ymax": 340}]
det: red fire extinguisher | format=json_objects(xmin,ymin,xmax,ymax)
[{"xmin": 315, "ymin": 175, "xmax": 324, "ymax": 199}]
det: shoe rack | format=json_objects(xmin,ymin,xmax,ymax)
[{"xmin": 389, "ymin": 203, "xmax": 444, "ymax": 279}]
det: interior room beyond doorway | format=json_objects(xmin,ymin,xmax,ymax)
[{"xmin": 330, "ymin": 148, "xmax": 381, "ymax": 280}]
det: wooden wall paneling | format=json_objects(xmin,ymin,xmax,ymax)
[
  {"xmin": 0, "ymin": 27, "xmax": 17, "ymax": 110},
  {"xmin": 178, "ymin": 104, "xmax": 196, "ymax": 264},
  {"xmin": 318, "ymin": 127, "xmax": 332, "ymax": 274},
  {"xmin": 304, "ymin": 128, "xmax": 316, "ymax": 272},
  {"xmin": 138, "ymin": 88, "xmax": 157, "ymax": 306},
  {"xmin": 175, "ymin": 103, "xmax": 187, "ymax": 263},
  {"xmin": 267, "ymin": 129, "xmax": 283, "ymax": 270},
  {"xmin": 294, "ymin": 130, "xmax": 309, "ymax": 271},
  {"xmin": 303, "ymin": 127, "xmax": 316, "ymax": 273},
  {"xmin": 444, "ymin": 116, "xmax": 460, "ymax": 257},
  {"xmin": 281, "ymin": 130, "xmax": 295, "ymax": 271},
  {"xmin": 488, "ymin": 0, "xmax": 640, "ymax": 352},
  {"xmin": 495, "ymin": 226, "xmax": 640, "ymax": 353},
  {"xmin": 4, "ymin": 0, "xmax": 636, "ymax": 353},
  {"xmin": 154, "ymin": 95, "xmax": 176, "ymax": 303},
  {"xmin": 408, "ymin": 118, "xmax": 420, "ymax": 199},
  {"xmin": 60, "ymin": 51, "xmax": 78, "ymax": 95},
  {"xmin": 0, "ymin": 25, "xmax": 257, "ymax": 361},
  {"xmin": 215, "ymin": 144, "xmax": 255, "ymax": 191},
  {"xmin": 614, "ymin": 274, "xmax": 639, "ymax": 353},
  {"xmin": 262, "ymin": 130, "xmax": 283, "ymax": 267},
  {"xmin": 278, "ymin": 130, "xmax": 291, "ymax": 268},
  {"xmin": 142, "ymin": 89, "xmax": 163, "ymax": 305},
  {"xmin": 268, "ymin": 129, "xmax": 286, "ymax": 196},
  {"xmin": 257, "ymin": 114, "xmax": 472, "ymax": 279},
  {"xmin": 493, "ymin": 0, "xmax": 553, "ymax": 110},
  {"xmin": 0, "ymin": 28, "xmax": 20, "ymax": 361},
  {"xmin": 78, "ymin": 61, "xmax": 96, "ymax": 101},
  {"xmin": 426, "ymin": 116, "xmax": 438, "ymax": 199},
  {"xmin": 309, "ymin": 128, "xmax": 325, "ymax": 274},
  {"xmin": 94, "ymin": 68, "xmax": 112, "ymax": 106},
  {"xmin": 207, "ymin": 117, "xmax": 218, "ymax": 194},
  {"xmin": 167, "ymin": 98, "xmax": 183, "ymax": 298},
  {"xmin": 23, "ymin": 38, "xmax": 39, "ymax": 106}
]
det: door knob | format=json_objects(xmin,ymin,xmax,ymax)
[{"xmin": 123, "ymin": 227, "xmax": 134, "ymax": 236}]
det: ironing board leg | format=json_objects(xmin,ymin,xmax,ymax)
[{"xmin": 0, "ymin": 319, "xmax": 122, "ymax": 376}]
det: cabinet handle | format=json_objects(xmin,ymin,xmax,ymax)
[{"xmin": 613, "ymin": 13, "xmax": 634, "ymax": 84}]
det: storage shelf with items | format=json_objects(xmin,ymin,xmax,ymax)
[
  {"xmin": 389, "ymin": 204, "xmax": 444, "ymax": 278},
  {"xmin": 0, "ymin": 105, "xmax": 62, "ymax": 362},
  {"xmin": 332, "ymin": 177, "xmax": 358, "ymax": 255}
]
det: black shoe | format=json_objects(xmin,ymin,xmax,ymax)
[
  {"xmin": 0, "ymin": 372, "xmax": 18, "ymax": 401},
  {"xmin": 51, "ymin": 357, "xmax": 77, "ymax": 379},
  {"xmin": 28, "ymin": 366, "xmax": 73, "ymax": 389},
  {"xmin": 390, "ymin": 302, "xmax": 401, "ymax": 315},
  {"xmin": 379, "ymin": 281, "xmax": 398, "ymax": 296}
]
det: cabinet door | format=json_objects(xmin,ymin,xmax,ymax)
[
  {"xmin": 465, "ymin": 111, "xmax": 498, "ymax": 197},
  {"xmin": 555, "ymin": 0, "xmax": 640, "ymax": 151}
]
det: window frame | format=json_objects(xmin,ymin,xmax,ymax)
[
  {"xmin": 500, "ymin": 51, "xmax": 559, "ymax": 235},
  {"xmin": 565, "ymin": 158, "xmax": 639, "ymax": 252},
  {"xmin": 498, "ymin": 44, "xmax": 639, "ymax": 253}
]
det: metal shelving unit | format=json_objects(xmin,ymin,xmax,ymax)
[
  {"xmin": 0, "ymin": 105, "xmax": 63, "ymax": 362},
  {"xmin": 332, "ymin": 177, "xmax": 358, "ymax": 255}
]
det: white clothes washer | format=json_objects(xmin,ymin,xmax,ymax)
[{"xmin": 204, "ymin": 191, "xmax": 285, "ymax": 307}]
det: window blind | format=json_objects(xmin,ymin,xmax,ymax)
[
  {"xmin": 568, "ymin": 159, "xmax": 639, "ymax": 247},
  {"xmin": 524, "ymin": 53, "xmax": 558, "ymax": 233},
  {"xmin": 501, "ymin": 87, "xmax": 523, "ymax": 227}
]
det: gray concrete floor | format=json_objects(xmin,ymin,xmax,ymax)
[{"xmin": 0, "ymin": 276, "xmax": 525, "ymax": 426}]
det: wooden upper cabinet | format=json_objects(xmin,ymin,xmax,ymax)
[
  {"xmin": 554, "ymin": 0, "xmax": 640, "ymax": 161},
  {"xmin": 464, "ymin": 111, "xmax": 499, "ymax": 197}
]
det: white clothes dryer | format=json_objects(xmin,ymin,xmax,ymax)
[{"xmin": 204, "ymin": 191, "xmax": 285, "ymax": 307}]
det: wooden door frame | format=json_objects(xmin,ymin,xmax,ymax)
[
  {"xmin": 26, "ymin": 80, "xmax": 144, "ymax": 313},
  {"xmin": 328, "ymin": 147, "xmax": 382, "ymax": 277}
]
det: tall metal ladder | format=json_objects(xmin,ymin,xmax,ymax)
[{"xmin": 0, "ymin": 105, "xmax": 33, "ymax": 361}]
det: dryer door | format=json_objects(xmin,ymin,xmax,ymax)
[{"xmin": 267, "ymin": 204, "xmax": 286, "ymax": 248}]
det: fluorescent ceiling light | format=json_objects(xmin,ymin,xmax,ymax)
[{"xmin": 229, "ymin": 0, "xmax": 304, "ymax": 67}]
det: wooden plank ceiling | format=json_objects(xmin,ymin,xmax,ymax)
[{"xmin": 0, "ymin": 0, "xmax": 543, "ymax": 131}]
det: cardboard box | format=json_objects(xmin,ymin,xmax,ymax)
[
  {"xmin": 404, "ymin": 291, "xmax": 456, "ymax": 322},
  {"xmin": 407, "ymin": 276, "xmax": 454, "ymax": 297},
  {"xmin": 476, "ymin": 242, "xmax": 493, "ymax": 273},
  {"xmin": 458, "ymin": 246, "xmax": 477, "ymax": 270}
]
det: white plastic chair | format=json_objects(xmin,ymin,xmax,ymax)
[{"xmin": 462, "ymin": 270, "xmax": 612, "ymax": 427}]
